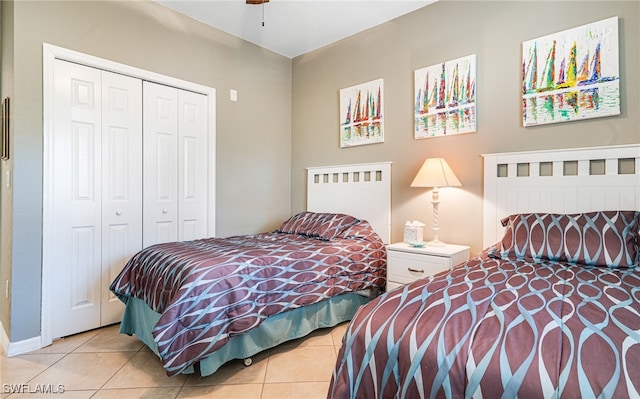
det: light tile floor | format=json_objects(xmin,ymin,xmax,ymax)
[{"xmin": 1, "ymin": 322, "xmax": 349, "ymax": 399}]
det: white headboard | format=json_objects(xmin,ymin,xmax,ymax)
[
  {"xmin": 483, "ymin": 144, "xmax": 640, "ymax": 248},
  {"xmin": 307, "ymin": 162, "xmax": 392, "ymax": 244}
]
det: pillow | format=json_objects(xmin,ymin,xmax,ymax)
[
  {"xmin": 564, "ymin": 211, "xmax": 639, "ymax": 267},
  {"xmin": 277, "ymin": 212, "xmax": 360, "ymax": 241},
  {"xmin": 499, "ymin": 211, "xmax": 639, "ymax": 268},
  {"xmin": 335, "ymin": 220, "xmax": 378, "ymax": 241},
  {"xmin": 499, "ymin": 213, "xmax": 565, "ymax": 262}
]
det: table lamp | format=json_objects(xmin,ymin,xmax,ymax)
[{"xmin": 410, "ymin": 158, "xmax": 461, "ymax": 246}]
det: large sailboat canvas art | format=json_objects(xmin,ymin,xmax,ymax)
[
  {"xmin": 339, "ymin": 78, "xmax": 384, "ymax": 147},
  {"xmin": 522, "ymin": 16, "xmax": 619, "ymax": 126},
  {"xmin": 414, "ymin": 54, "xmax": 477, "ymax": 139}
]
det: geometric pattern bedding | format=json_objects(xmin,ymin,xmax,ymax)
[
  {"xmin": 499, "ymin": 211, "xmax": 639, "ymax": 268},
  {"xmin": 110, "ymin": 219, "xmax": 386, "ymax": 376},
  {"xmin": 328, "ymin": 248, "xmax": 640, "ymax": 398}
]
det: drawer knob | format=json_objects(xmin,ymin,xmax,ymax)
[{"xmin": 407, "ymin": 267, "xmax": 424, "ymax": 273}]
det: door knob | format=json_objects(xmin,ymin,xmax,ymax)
[
  {"xmin": 162, "ymin": 209, "xmax": 168, "ymax": 214},
  {"xmin": 115, "ymin": 210, "xmax": 122, "ymax": 216}
]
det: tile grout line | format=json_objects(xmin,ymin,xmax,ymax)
[{"xmin": 257, "ymin": 348, "xmax": 273, "ymax": 399}]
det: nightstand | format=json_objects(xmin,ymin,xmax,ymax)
[{"xmin": 386, "ymin": 242, "xmax": 470, "ymax": 291}]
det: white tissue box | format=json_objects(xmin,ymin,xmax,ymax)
[{"xmin": 403, "ymin": 225, "xmax": 424, "ymax": 244}]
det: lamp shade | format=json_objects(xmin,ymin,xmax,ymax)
[{"xmin": 410, "ymin": 158, "xmax": 461, "ymax": 188}]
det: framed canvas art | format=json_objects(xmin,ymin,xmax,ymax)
[
  {"xmin": 339, "ymin": 78, "xmax": 384, "ymax": 147},
  {"xmin": 522, "ymin": 16, "xmax": 619, "ymax": 126},
  {"xmin": 414, "ymin": 54, "xmax": 477, "ymax": 139}
]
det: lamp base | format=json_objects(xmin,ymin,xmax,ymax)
[{"xmin": 426, "ymin": 239, "xmax": 446, "ymax": 247}]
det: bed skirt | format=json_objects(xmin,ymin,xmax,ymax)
[{"xmin": 119, "ymin": 292, "xmax": 371, "ymax": 376}]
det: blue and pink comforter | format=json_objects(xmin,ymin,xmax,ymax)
[
  {"xmin": 329, "ymin": 249, "xmax": 640, "ymax": 398},
  {"xmin": 110, "ymin": 216, "xmax": 386, "ymax": 376},
  {"xmin": 330, "ymin": 211, "xmax": 640, "ymax": 398}
]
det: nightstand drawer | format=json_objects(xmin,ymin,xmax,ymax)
[
  {"xmin": 387, "ymin": 251, "xmax": 450, "ymax": 285},
  {"xmin": 385, "ymin": 242, "xmax": 469, "ymax": 291}
]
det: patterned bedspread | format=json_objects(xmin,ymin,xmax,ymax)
[
  {"xmin": 329, "ymin": 248, "xmax": 640, "ymax": 398},
  {"xmin": 110, "ymin": 219, "xmax": 386, "ymax": 376}
]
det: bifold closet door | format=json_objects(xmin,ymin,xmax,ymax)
[
  {"xmin": 50, "ymin": 59, "xmax": 142, "ymax": 339},
  {"xmin": 100, "ymin": 72, "xmax": 143, "ymax": 325},
  {"xmin": 143, "ymin": 82, "xmax": 208, "ymax": 247},
  {"xmin": 177, "ymin": 89, "xmax": 208, "ymax": 241}
]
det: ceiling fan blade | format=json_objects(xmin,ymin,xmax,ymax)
[{"xmin": 246, "ymin": 0, "xmax": 269, "ymax": 4}]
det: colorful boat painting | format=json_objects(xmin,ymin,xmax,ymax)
[
  {"xmin": 414, "ymin": 54, "xmax": 477, "ymax": 139},
  {"xmin": 340, "ymin": 78, "xmax": 384, "ymax": 147},
  {"xmin": 522, "ymin": 16, "xmax": 619, "ymax": 126}
]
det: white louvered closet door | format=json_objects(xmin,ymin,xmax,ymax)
[
  {"xmin": 143, "ymin": 82, "xmax": 208, "ymax": 247},
  {"xmin": 50, "ymin": 60, "xmax": 142, "ymax": 339}
]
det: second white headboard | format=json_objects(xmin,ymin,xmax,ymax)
[{"xmin": 482, "ymin": 144, "xmax": 640, "ymax": 248}]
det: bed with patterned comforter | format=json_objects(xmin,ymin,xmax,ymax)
[
  {"xmin": 329, "ymin": 211, "xmax": 640, "ymax": 398},
  {"xmin": 110, "ymin": 212, "xmax": 386, "ymax": 376}
]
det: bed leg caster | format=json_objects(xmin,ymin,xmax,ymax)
[{"xmin": 243, "ymin": 358, "xmax": 253, "ymax": 367}]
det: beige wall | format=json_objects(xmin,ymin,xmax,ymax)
[
  {"xmin": 291, "ymin": 0, "xmax": 640, "ymax": 255},
  {"xmin": 4, "ymin": 0, "xmax": 291, "ymax": 341}
]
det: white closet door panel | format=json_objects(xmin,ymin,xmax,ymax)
[
  {"xmin": 71, "ymin": 226, "xmax": 97, "ymax": 309},
  {"xmin": 154, "ymin": 222, "xmax": 176, "ymax": 244},
  {"xmin": 51, "ymin": 60, "xmax": 102, "ymax": 338},
  {"xmin": 101, "ymin": 71, "xmax": 142, "ymax": 325},
  {"xmin": 178, "ymin": 90, "xmax": 208, "ymax": 241},
  {"xmin": 156, "ymin": 133, "xmax": 174, "ymax": 199},
  {"xmin": 102, "ymin": 223, "xmax": 130, "ymax": 320},
  {"xmin": 182, "ymin": 220, "xmax": 198, "ymax": 241},
  {"xmin": 71, "ymin": 122, "xmax": 97, "ymax": 203},
  {"xmin": 143, "ymin": 82, "xmax": 178, "ymax": 247}
]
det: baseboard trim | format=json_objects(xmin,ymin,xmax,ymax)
[
  {"xmin": 0, "ymin": 320, "xmax": 8, "ymax": 355},
  {"xmin": 5, "ymin": 334, "xmax": 41, "ymax": 357}
]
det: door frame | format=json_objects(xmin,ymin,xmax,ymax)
[{"xmin": 41, "ymin": 43, "xmax": 216, "ymax": 347}]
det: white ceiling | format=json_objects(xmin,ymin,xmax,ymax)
[{"xmin": 155, "ymin": 0, "xmax": 437, "ymax": 58}]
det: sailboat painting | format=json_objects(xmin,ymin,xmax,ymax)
[
  {"xmin": 340, "ymin": 78, "xmax": 384, "ymax": 147},
  {"xmin": 522, "ymin": 17, "xmax": 619, "ymax": 126},
  {"xmin": 414, "ymin": 54, "xmax": 477, "ymax": 139}
]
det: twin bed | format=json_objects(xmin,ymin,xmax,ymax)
[
  {"xmin": 109, "ymin": 162, "xmax": 392, "ymax": 377},
  {"xmin": 329, "ymin": 144, "xmax": 640, "ymax": 398},
  {"xmin": 110, "ymin": 145, "xmax": 639, "ymax": 398}
]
